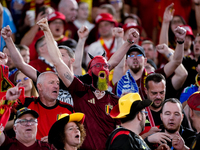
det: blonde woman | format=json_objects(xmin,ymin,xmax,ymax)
[{"xmin": 14, "ymin": 70, "xmax": 38, "ymax": 97}]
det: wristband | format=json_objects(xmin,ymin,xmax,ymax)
[
  {"xmin": 127, "ymin": 39, "xmax": 134, "ymax": 44},
  {"xmin": 177, "ymin": 40, "xmax": 184, "ymax": 44},
  {"xmin": 167, "ymin": 52, "xmax": 173, "ymax": 58}
]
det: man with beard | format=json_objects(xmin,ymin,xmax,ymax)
[
  {"xmin": 37, "ymin": 18, "xmax": 138, "ymax": 150},
  {"xmin": 145, "ymin": 98, "xmax": 196, "ymax": 149},
  {"xmin": 141, "ymin": 73, "xmax": 190, "ymax": 142},
  {"xmin": 114, "ymin": 26, "xmax": 186, "ymax": 98},
  {"xmin": 105, "ymin": 93, "xmax": 170, "ymax": 150},
  {"xmin": 178, "ymin": 91, "xmax": 200, "ymax": 150}
]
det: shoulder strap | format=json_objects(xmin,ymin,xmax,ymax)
[{"xmin": 106, "ymin": 127, "xmax": 131, "ymax": 150}]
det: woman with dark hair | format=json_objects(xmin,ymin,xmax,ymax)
[{"xmin": 48, "ymin": 113, "xmax": 86, "ymax": 150}]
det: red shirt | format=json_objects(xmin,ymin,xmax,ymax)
[
  {"xmin": 1, "ymin": 135, "xmax": 56, "ymax": 150},
  {"xmin": 29, "ymin": 30, "xmax": 68, "ymax": 61},
  {"xmin": 68, "ymin": 77, "xmax": 120, "ymax": 150},
  {"xmin": 64, "ymin": 22, "xmax": 78, "ymax": 41},
  {"xmin": 29, "ymin": 59, "xmax": 54, "ymax": 73},
  {"xmin": 19, "ymin": 97, "xmax": 74, "ymax": 140}
]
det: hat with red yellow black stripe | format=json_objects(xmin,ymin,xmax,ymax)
[{"xmin": 48, "ymin": 113, "xmax": 85, "ymax": 148}]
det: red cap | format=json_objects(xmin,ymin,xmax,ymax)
[
  {"xmin": 123, "ymin": 23, "xmax": 142, "ymax": 35},
  {"xmin": 187, "ymin": 91, "xmax": 200, "ymax": 111},
  {"xmin": 95, "ymin": 13, "xmax": 117, "ymax": 26},
  {"xmin": 180, "ymin": 25, "xmax": 195, "ymax": 40},
  {"xmin": 47, "ymin": 11, "xmax": 66, "ymax": 23}
]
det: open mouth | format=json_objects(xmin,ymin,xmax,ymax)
[
  {"xmin": 98, "ymin": 71, "xmax": 106, "ymax": 79},
  {"xmin": 56, "ymin": 28, "xmax": 60, "ymax": 32},
  {"xmin": 75, "ymin": 134, "xmax": 79, "ymax": 138},
  {"xmin": 52, "ymin": 90, "xmax": 58, "ymax": 94},
  {"xmin": 26, "ymin": 128, "xmax": 32, "ymax": 131}
]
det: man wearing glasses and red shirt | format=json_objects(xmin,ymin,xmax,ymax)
[{"xmin": 0, "ymin": 107, "xmax": 56, "ymax": 149}]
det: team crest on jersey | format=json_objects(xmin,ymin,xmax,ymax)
[{"xmin": 105, "ymin": 103, "xmax": 113, "ymax": 115}]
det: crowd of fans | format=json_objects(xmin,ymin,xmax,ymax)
[{"xmin": 0, "ymin": 0, "xmax": 200, "ymax": 150}]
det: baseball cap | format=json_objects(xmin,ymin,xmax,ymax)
[
  {"xmin": 15, "ymin": 107, "xmax": 39, "ymax": 121},
  {"xmin": 95, "ymin": 13, "xmax": 117, "ymax": 26},
  {"xmin": 187, "ymin": 91, "xmax": 200, "ymax": 111},
  {"xmin": 123, "ymin": 23, "xmax": 142, "ymax": 35},
  {"xmin": 110, "ymin": 93, "xmax": 152, "ymax": 119},
  {"xmin": 48, "ymin": 113, "xmax": 85, "ymax": 149},
  {"xmin": 47, "ymin": 11, "xmax": 66, "ymax": 23},
  {"xmin": 126, "ymin": 44, "xmax": 146, "ymax": 58},
  {"xmin": 180, "ymin": 25, "xmax": 195, "ymax": 40}
]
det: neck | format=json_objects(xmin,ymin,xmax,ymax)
[
  {"xmin": 64, "ymin": 143, "xmax": 78, "ymax": 150},
  {"xmin": 184, "ymin": 49, "xmax": 191, "ymax": 56},
  {"xmin": 77, "ymin": 17, "xmax": 86, "ymax": 23},
  {"xmin": 121, "ymin": 120, "xmax": 141, "ymax": 135},
  {"xmin": 195, "ymin": 54, "xmax": 200, "ymax": 61},
  {"xmin": 129, "ymin": 67, "xmax": 144, "ymax": 81},
  {"xmin": 54, "ymin": 35, "xmax": 64, "ymax": 41},
  {"xmin": 115, "ymin": 11, "xmax": 121, "ymax": 22},
  {"xmin": 17, "ymin": 137, "xmax": 36, "ymax": 147},
  {"xmin": 164, "ymin": 128, "xmax": 180, "ymax": 139},
  {"xmin": 150, "ymin": 106, "xmax": 162, "ymax": 112},
  {"xmin": 25, "ymin": 90, "xmax": 32, "ymax": 97},
  {"xmin": 40, "ymin": 54, "xmax": 54, "ymax": 64},
  {"xmin": 40, "ymin": 96, "xmax": 57, "ymax": 107},
  {"xmin": 101, "ymin": 35, "xmax": 113, "ymax": 41}
]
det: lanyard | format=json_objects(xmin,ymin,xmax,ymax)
[{"xmin": 100, "ymin": 37, "xmax": 115, "ymax": 60}]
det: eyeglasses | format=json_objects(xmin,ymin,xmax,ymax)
[
  {"xmin": 91, "ymin": 63, "xmax": 109, "ymax": 69},
  {"xmin": 128, "ymin": 54, "xmax": 143, "ymax": 58},
  {"xmin": 15, "ymin": 119, "xmax": 38, "ymax": 126},
  {"xmin": 16, "ymin": 77, "xmax": 29, "ymax": 83},
  {"xmin": 141, "ymin": 111, "xmax": 148, "ymax": 116}
]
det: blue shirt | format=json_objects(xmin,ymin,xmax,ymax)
[{"xmin": 0, "ymin": 7, "xmax": 17, "ymax": 51}]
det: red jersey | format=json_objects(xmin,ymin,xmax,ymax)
[
  {"xmin": 29, "ymin": 59, "xmax": 55, "ymax": 73},
  {"xmin": 1, "ymin": 135, "xmax": 56, "ymax": 150},
  {"xmin": 29, "ymin": 30, "xmax": 68, "ymax": 61},
  {"xmin": 64, "ymin": 22, "xmax": 78, "ymax": 41},
  {"xmin": 19, "ymin": 97, "xmax": 74, "ymax": 140},
  {"xmin": 68, "ymin": 77, "xmax": 120, "ymax": 150}
]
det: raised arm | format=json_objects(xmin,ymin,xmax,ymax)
[
  {"xmin": 1, "ymin": 26, "xmax": 37, "ymax": 82},
  {"xmin": 108, "ymin": 28, "xmax": 139, "ymax": 70},
  {"xmin": 157, "ymin": 44, "xmax": 188, "ymax": 89},
  {"xmin": 0, "ymin": 83, "xmax": 22, "ymax": 146},
  {"xmin": 37, "ymin": 18, "xmax": 74, "ymax": 87},
  {"xmin": 20, "ymin": 12, "xmax": 45, "ymax": 46},
  {"xmin": 73, "ymin": 26, "xmax": 89, "ymax": 75},
  {"xmin": 112, "ymin": 27, "xmax": 125, "ymax": 84},
  {"xmin": 159, "ymin": 3, "xmax": 174, "ymax": 44},
  {"xmin": 194, "ymin": 0, "xmax": 200, "ymax": 33},
  {"xmin": 161, "ymin": 26, "xmax": 186, "ymax": 78}
]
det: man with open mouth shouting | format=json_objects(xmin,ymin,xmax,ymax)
[{"xmin": 37, "ymin": 17, "xmax": 138, "ymax": 150}]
